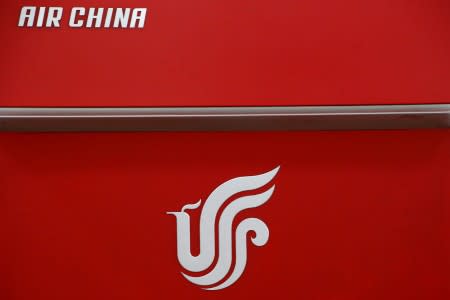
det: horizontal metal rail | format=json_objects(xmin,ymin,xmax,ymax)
[{"xmin": 0, "ymin": 104, "xmax": 448, "ymax": 131}]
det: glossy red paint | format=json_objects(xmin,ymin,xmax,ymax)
[
  {"xmin": 1, "ymin": 130, "xmax": 449, "ymax": 299},
  {"xmin": 1, "ymin": 0, "xmax": 450, "ymax": 106}
]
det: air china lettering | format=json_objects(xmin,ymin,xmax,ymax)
[{"xmin": 18, "ymin": 7, "xmax": 148, "ymax": 29}]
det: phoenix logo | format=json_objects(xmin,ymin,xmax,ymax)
[{"xmin": 167, "ymin": 166, "xmax": 279, "ymax": 290}]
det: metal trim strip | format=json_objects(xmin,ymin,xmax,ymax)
[{"xmin": 0, "ymin": 105, "xmax": 448, "ymax": 131}]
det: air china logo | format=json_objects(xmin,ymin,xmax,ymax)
[
  {"xmin": 167, "ymin": 166, "xmax": 279, "ymax": 290},
  {"xmin": 18, "ymin": 6, "xmax": 148, "ymax": 29}
]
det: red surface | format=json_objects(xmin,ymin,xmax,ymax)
[
  {"xmin": 1, "ymin": 0, "xmax": 450, "ymax": 106},
  {"xmin": 1, "ymin": 130, "xmax": 449, "ymax": 299}
]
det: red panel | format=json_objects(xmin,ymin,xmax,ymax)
[
  {"xmin": 1, "ymin": 130, "xmax": 449, "ymax": 299},
  {"xmin": 1, "ymin": 0, "xmax": 450, "ymax": 106}
]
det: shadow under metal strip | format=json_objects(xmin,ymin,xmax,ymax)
[{"xmin": 0, "ymin": 104, "xmax": 449, "ymax": 132}]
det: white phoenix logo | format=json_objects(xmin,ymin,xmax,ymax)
[{"xmin": 167, "ymin": 166, "xmax": 280, "ymax": 290}]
